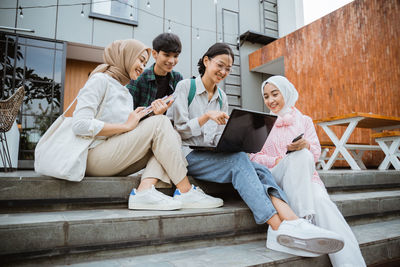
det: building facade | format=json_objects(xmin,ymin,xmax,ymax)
[{"xmin": 0, "ymin": 0, "xmax": 304, "ymax": 168}]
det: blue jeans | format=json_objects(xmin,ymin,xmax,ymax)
[{"xmin": 186, "ymin": 151, "xmax": 288, "ymax": 224}]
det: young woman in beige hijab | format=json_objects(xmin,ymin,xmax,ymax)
[{"xmin": 72, "ymin": 39, "xmax": 222, "ymax": 210}]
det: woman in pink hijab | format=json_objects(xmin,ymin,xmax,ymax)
[{"xmin": 250, "ymin": 76, "xmax": 366, "ymax": 267}]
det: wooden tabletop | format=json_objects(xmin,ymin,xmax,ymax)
[
  {"xmin": 314, "ymin": 112, "xmax": 400, "ymax": 128},
  {"xmin": 371, "ymin": 131, "xmax": 400, "ymax": 138}
]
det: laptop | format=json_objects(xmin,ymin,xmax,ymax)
[{"xmin": 189, "ymin": 108, "xmax": 277, "ymax": 153}]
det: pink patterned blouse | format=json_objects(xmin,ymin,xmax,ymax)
[{"xmin": 250, "ymin": 107, "xmax": 324, "ymax": 186}]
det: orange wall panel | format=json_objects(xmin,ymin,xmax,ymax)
[{"xmin": 64, "ymin": 59, "xmax": 98, "ymax": 117}]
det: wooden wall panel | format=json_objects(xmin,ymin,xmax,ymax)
[
  {"xmin": 249, "ymin": 0, "xmax": 400, "ymax": 167},
  {"xmin": 63, "ymin": 59, "xmax": 98, "ymax": 117}
]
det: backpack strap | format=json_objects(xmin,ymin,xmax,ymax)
[
  {"xmin": 188, "ymin": 78, "xmax": 196, "ymax": 107},
  {"xmin": 217, "ymin": 88, "xmax": 223, "ymax": 109},
  {"xmin": 188, "ymin": 78, "xmax": 223, "ymax": 109}
]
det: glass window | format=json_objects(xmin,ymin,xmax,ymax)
[
  {"xmin": 54, "ymin": 50, "xmax": 63, "ymax": 83},
  {"xmin": 52, "ymin": 83, "xmax": 62, "ymax": 115},
  {"xmin": 90, "ymin": 0, "xmax": 138, "ymax": 26},
  {"xmin": 25, "ymin": 46, "xmax": 54, "ymax": 81},
  {"xmin": 0, "ymin": 32, "xmax": 65, "ymax": 163},
  {"xmin": 20, "ymin": 81, "xmax": 54, "ymax": 116},
  {"xmin": 0, "ymin": 34, "xmax": 21, "ymax": 98},
  {"xmin": 20, "ymin": 115, "xmax": 54, "ymax": 160},
  {"xmin": 25, "ymin": 38, "xmax": 55, "ymax": 49},
  {"xmin": 16, "ymin": 45, "xmax": 26, "ymax": 78},
  {"xmin": 17, "ymin": 36, "xmax": 26, "ymax": 45}
]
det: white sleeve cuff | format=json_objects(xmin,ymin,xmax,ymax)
[
  {"xmin": 89, "ymin": 119, "xmax": 105, "ymax": 137},
  {"xmin": 188, "ymin": 118, "xmax": 202, "ymax": 136}
]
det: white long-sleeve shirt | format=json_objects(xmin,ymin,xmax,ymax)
[
  {"xmin": 167, "ymin": 76, "xmax": 228, "ymax": 155},
  {"xmin": 72, "ymin": 73, "xmax": 133, "ymax": 148}
]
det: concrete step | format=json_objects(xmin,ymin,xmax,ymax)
[
  {"xmin": 0, "ymin": 202, "xmax": 262, "ymax": 261},
  {"xmin": 1, "ymin": 171, "xmax": 399, "ymax": 211},
  {"xmin": 319, "ymin": 170, "xmax": 400, "ymax": 191},
  {"xmin": 330, "ymin": 189, "xmax": 400, "ymax": 219},
  {"xmin": 0, "ymin": 171, "xmax": 236, "ymax": 212},
  {"xmin": 1, "ymin": 187, "xmax": 400, "ymax": 261},
  {"xmin": 7, "ymin": 218, "xmax": 400, "ymax": 266}
]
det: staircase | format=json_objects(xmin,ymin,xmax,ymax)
[{"xmin": 1, "ymin": 170, "xmax": 400, "ymax": 266}]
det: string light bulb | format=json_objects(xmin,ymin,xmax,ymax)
[
  {"xmin": 9, "ymin": 2, "xmax": 240, "ymax": 40},
  {"xmin": 129, "ymin": 5, "xmax": 133, "ymax": 19},
  {"xmin": 168, "ymin": 20, "xmax": 172, "ymax": 33}
]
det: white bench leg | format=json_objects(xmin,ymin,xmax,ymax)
[
  {"xmin": 320, "ymin": 120, "xmax": 361, "ymax": 170},
  {"xmin": 316, "ymin": 148, "xmax": 329, "ymax": 169},
  {"xmin": 377, "ymin": 138, "xmax": 400, "ymax": 170},
  {"xmin": 349, "ymin": 150, "xmax": 367, "ymax": 170}
]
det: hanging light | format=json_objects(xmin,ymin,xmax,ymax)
[
  {"xmin": 214, "ymin": 0, "xmax": 218, "ymax": 5},
  {"xmin": 196, "ymin": 28, "xmax": 200, "ymax": 40},
  {"xmin": 80, "ymin": 4, "xmax": 84, "ymax": 17},
  {"xmin": 167, "ymin": 20, "xmax": 172, "ymax": 33},
  {"xmin": 146, "ymin": 1, "xmax": 151, "ymax": 8},
  {"xmin": 19, "ymin": 6, "xmax": 23, "ymax": 18}
]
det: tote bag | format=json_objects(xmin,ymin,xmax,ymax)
[{"xmin": 34, "ymin": 84, "xmax": 109, "ymax": 182}]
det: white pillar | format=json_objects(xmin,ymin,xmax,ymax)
[{"xmin": 0, "ymin": 121, "xmax": 20, "ymax": 168}]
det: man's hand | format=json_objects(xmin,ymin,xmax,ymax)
[{"xmin": 151, "ymin": 98, "xmax": 174, "ymax": 115}]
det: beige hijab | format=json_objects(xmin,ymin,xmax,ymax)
[{"xmin": 90, "ymin": 39, "xmax": 151, "ymax": 85}]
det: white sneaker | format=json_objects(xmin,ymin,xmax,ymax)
[
  {"xmin": 275, "ymin": 219, "xmax": 344, "ymax": 254},
  {"xmin": 128, "ymin": 185, "xmax": 182, "ymax": 210},
  {"xmin": 267, "ymin": 226, "xmax": 321, "ymax": 257},
  {"xmin": 173, "ymin": 185, "xmax": 223, "ymax": 209}
]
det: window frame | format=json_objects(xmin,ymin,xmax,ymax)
[
  {"xmin": 0, "ymin": 31, "xmax": 66, "ymax": 166},
  {"xmin": 89, "ymin": 0, "xmax": 139, "ymax": 26}
]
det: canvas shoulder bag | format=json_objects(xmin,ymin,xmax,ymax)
[{"xmin": 34, "ymin": 81, "xmax": 109, "ymax": 182}]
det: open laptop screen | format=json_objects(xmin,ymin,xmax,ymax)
[{"xmin": 216, "ymin": 108, "xmax": 277, "ymax": 153}]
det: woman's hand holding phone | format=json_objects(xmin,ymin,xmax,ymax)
[
  {"xmin": 125, "ymin": 107, "xmax": 147, "ymax": 131},
  {"xmin": 286, "ymin": 133, "xmax": 309, "ymax": 153}
]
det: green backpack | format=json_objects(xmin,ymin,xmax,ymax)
[{"xmin": 188, "ymin": 79, "xmax": 223, "ymax": 109}]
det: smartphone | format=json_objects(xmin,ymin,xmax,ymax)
[
  {"xmin": 286, "ymin": 133, "xmax": 304, "ymax": 154},
  {"xmin": 140, "ymin": 94, "xmax": 174, "ymax": 121},
  {"xmin": 292, "ymin": 133, "xmax": 304, "ymax": 143}
]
